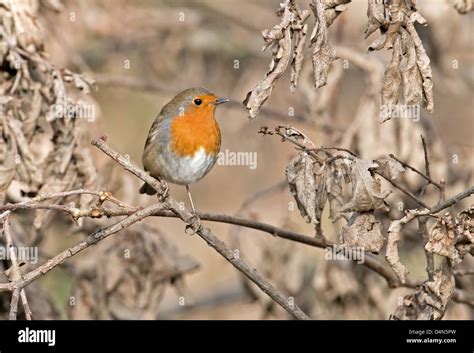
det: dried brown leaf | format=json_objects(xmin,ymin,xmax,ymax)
[
  {"xmin": 278, "ymin": 126, "xmax": 316, "ymax": 146},
  {"xmin": 340, "ymin": 211, "xmax": 384, "ymax": 253},
  {"xmin": 386, "ymin": 209, "xmax": 424, "ymax": 283},
  {"xmin": 325, "ymin": 164, "xmax": 346, "ymax": 222},
  {"xmin": 375, "ymin": 156, "xmax": 405, "ymax": 180},
  {"xmin": 425, "ymin": 216, "xmax": 457, "ymax": 262},
  {"xmin": 243, "ymin": 2, "xmax": 294, "ymax": 119},
  {"xmin": 340, "ymin": 159, "xmax": 391, "ymax": 213},
  {"xmin": 365, "ymin": 0, "xmax": 386, "ymax": 39},
  {"xmin": 392, "ymin": 261, "xmax": 454, "ymax": 320},
  {"xmin": 367, "ymin": 33, "xmax": 388, "ymax": 52},
  {"xmin": 7, "ymin": 117, "xmax": 42, "ymax": 187},
  {"xmin": 457, "ymin": 205, "xmax": 474, "ymax": 243},
  {"xmin": 289, "ymin": 2, "xmax": 310, "ymax": 93},
  {"xmin": 426, "ymin": 209, "xmax": 474, "ymax": 266},
  {"xmin": 383, "ymin": 0, "xmax": 404, "ymax": 49},
  {"xmin": 324, "ymin": 0, "xmax": 351, "ymax": 26},
  {"xmin": 286, "ymin": 153, "xmax": 327, "ymax": 225},
  {"xmin": 290, "ymin": 22, "xmax": 308, "ymax": 92},
  {"xmin": 400, "ymin": 28, "xmax": 424, "ymax": 106},
  {"xmin": 365, "ymin": 0, "xmax": 434, "ymax": 115},
  {"xmin": 69, "ymin": 225, "xmax": 198, "ymax": 320},
  {"xmin": 406, "ymin": 20, "xmax": 434, "ymax": 112},
  {"xmin": 309, "ymin": 0, "xmax": 337, "ymax": 90},
  {"xmin": 380, "ymin": 35, "xmax": 402, "ymax": 122},
  {"xmin": 22, "ymin": 85, "xmax": 42, "ymax": 141}
]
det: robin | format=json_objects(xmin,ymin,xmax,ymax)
[{"xmin": 140, "ymin": 87, "xmax": 229, "ymax": 216}]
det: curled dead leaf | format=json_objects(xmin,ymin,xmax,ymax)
[
  {"xmin": 380, "ymin": 35, "xmax": 402, "ymax": 122},
  {"xmin": 366, "ymin": 0, "xmax": 434, "ymax": 120},
  {"xmin": 365, "ymin": 0, "xmax": 386, "ymax": 39},
  {"xmin": 309, "ymin": 0, "xmax": 337, "ymax": 90},
  {"xmin": 385, "ymin": 209, "xmax": 424, "ymax": 283},
  {"xmin": 286, "ymin": 152, "xmax": 327, "ymax": 226},
  {"xmin": 244, "ymin": 0, "xmax": 301, "ymax": 119},
  {"xmin": 340, "ymin": 211, "xmax": 384, "ymax": 253},
  {"xmin": 392, "ymin": 261, "xmax": 454, "ymax": 320},
  {"xmin": 244, "ymin": 0, "xmax": 348, "ymax": 119},
  {"xmin": 340, "ymin": 159, "xmax": 391, "ymax": 213},
  {"xmin": 375, "ymin": 156, "xmax": 405, "ymax": 180},
  {"xmin": 425, "ymin": 215, "xmax": 457, "ymax": 262}
]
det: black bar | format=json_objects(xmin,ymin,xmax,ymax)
[{"xmin": 0, "ymin": 320, "xmax": 472, "ymax": 352}]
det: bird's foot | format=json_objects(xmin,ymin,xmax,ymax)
[
  {"xmin": 158, "ymin": 182, "xmax": 169, "ymax": 202},
  {"xmin": 185, "ymin": 213, "xmax": 202, "ymax": 235}
]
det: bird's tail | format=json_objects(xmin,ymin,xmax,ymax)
[{"xmin": 139, "ymin": 182, "xmax": 157, "ymax": 195}]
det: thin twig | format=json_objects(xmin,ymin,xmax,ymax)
[
  {"xmin": 388, "ymin": 153, "xmax": 441, "ymax": 190},
  {"xmin": 9, "ymin": 288, "xmax": 20, "ymax": 320},
  {"xmin": 420, "ymin": 135, "xmax": 433, "ymax": 196},
  {"xmin": 20, "ymin": 290, "xmax": 33, "ymax": 320},
  {"xmin": 421, "ymin": 135, "xmax": 431, "ymax": 178},
  {"xmin": 4, "ymin": 216, "xmax": 33, "ymax": 320},
  {"xmin": 1, "ymin": 189, "xmax": 110, "ymax": 218},
  {"xmin": 418, "ymin": 217, "xmax": 435, "ymax": 281},
  {"xmin": 376, "ymin": 174, "xmax": 430, "ymax": 209},
  {"xmin": 428, "ymin": 186, "xmax": 474, "ymax": 214}
]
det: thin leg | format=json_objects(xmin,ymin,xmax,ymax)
[
  {"xmin": 185, "ymin": 185, "xmax": 201, "ymax": 234},
  {"xmin": 186, "ymin": 185, "xmax": 196, "ymax": 214}
]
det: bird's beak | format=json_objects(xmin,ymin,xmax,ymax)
[{"xmin": 214, "ymin": 97, "xmax": 229, "ymax": 105}]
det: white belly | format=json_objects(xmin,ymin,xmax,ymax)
[{"xmin": 159, "ymin": 146, "xmax": 217, "ymax": 185}]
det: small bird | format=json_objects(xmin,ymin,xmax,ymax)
[{"xmin": 140, "ymin": 87, "xmax": 228, "ymax": 215}]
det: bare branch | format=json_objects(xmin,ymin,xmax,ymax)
[
  {"xmin": 9, "ymin": 288, "xmax": 20, "ymax": 321},
  {"xmin": 3, "ymin": 216, "xmax": 32, "ymax": 320},
  {"xmin": 388, "ymin": 153, "xmax": 442, "ymax": 190},
  {"xmin": 91, "ymin": 137, "xmax": 310, "ymax": 320}
]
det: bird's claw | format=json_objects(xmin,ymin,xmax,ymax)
[
  {"xmin": 185, "ymin": 214, "xmax": 202, "ymax": 235},
  {"xmin": 158, "ymin": 182, "xmax": 169, "ymax": 202}
]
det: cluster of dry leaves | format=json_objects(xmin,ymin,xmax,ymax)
[
  {"xmin": 393, "ymin": 207, "xmax": 473, "ymax": 319},
  {"xmin": 366, "ymin": 0, "xmax": 434, "ymax": 121},
  {"xmin": 257, "ymin": 125, "xmax": 473, "ymax": 319},
  {"xmin": 244, "ymin": 0, "xmax": 439, "ymax": 123},
  {"xmin": 262, "ymin": 125, "xmax": 399, "ymax": 255},
  {"xmin": 0, "ymin": 0, "xmax": 96, "ymax": 222},
  {"xmin": 240, "ymin": 0, "xmax": 473, "ymax": 320},
  {"xmin": 244, "ymin": 0, "xmax": 350, "ymax": 119}
]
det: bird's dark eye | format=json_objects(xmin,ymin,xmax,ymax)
[{"xmin": 194, "ymin": 98, "xmax": 202, "ymax": 106}]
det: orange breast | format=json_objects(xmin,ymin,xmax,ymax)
[{"xmin": 170, "ymin": 105, "xmax": 221, "ymax": 157}]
